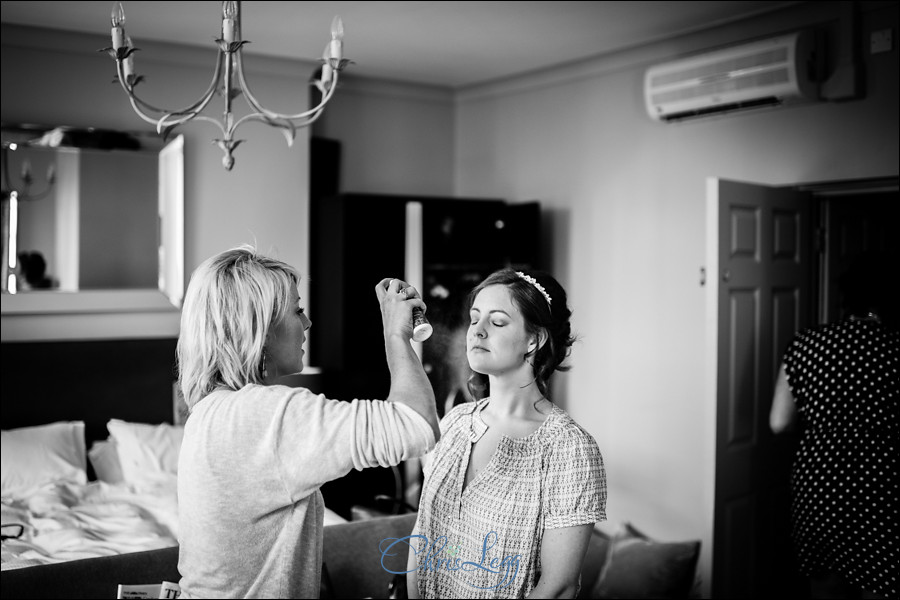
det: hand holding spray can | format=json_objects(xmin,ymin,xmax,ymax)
[
  {"xmin": 412, "ymin": 307, "xmax": 433, "ymax": 342},
  {"xmin": 394, "ymin": 279, "xmax": 432, "ymax": 342}
]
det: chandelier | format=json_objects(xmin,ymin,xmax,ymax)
[
  {"xmin": 104, "ymin": 1, "xmax": 350, "ymax": 171},
  {"xmin": 1, "ymin": 142, "xmax": 56, "ymax": 205}
]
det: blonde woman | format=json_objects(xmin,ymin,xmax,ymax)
[
  {"xmin": 408, "ymin": 269, "xmax": 606, "ymax": 598},
  {"xmin": 176, "ymin": 245, "xmax": 439, "ymax": 598}
]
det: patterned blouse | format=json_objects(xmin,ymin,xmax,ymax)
[{"xmin": 411, "ymin": 399, "xmax": 607, "ymax": 599}]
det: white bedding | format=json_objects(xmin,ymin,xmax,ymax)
[
  {"xmin": 1, "ymin": 478, "xmax": 179, "ymax": 571},
  {"xmin": 1, "ymin": 478, "xmax": 348, "ymax": 571}
]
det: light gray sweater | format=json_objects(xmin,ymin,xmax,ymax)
[{"xmin": 176, "ymin": 384, "xmax": 435, "ymax": 598}]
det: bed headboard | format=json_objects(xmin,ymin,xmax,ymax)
[{"xmin": 1, "ymin": 338, "xmax": 178, "ymax": 448}]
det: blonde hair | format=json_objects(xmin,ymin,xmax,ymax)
[{"xmin": 177, "ymin": 245, "xmax": 299, "ymax": 409}]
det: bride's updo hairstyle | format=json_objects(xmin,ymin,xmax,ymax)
[{"xmin": 466, "ymin": 268, "xmax": 576, "ymax": 401}]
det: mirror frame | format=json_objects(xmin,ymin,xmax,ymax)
[{"xmin": 1, "ymin": 134, "xmax": 184, "ymax": 342}]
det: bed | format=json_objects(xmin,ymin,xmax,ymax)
[{"xmin": 1, "ymin": 419, "xmax": 181, "ymax": 571}]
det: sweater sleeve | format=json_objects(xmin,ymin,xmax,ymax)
[{"xmin": 275, "ymin": 390, "xmax": 436, "ymax": 502}]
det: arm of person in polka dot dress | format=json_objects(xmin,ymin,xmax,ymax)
[{"xmin": 770, "ymin": 362, "xmax": 799, "ymax": 434}]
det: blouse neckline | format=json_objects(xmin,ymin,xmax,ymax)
[{"xmin": 471, "ymin": 398, "xmax": 560, "ymax": 444}]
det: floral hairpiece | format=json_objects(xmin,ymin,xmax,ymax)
[{"xmin": 515, "ymin": 271, "xmax": 552, "ymax": 307}]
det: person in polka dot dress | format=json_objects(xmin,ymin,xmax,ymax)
[{"xmin": 771, "ymin": 253, "xmax": 898, "ymax": 599}]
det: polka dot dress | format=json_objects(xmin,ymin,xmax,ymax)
[{"xmin": 784, "ymin": 318, "xmax": 898, "ymax": 599}]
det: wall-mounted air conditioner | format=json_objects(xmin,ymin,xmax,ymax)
[{"xmin": 645, "ymin": 30, "xmax": 818, "ymax": 122}]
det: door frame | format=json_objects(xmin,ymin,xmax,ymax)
[{"xmin": 794, "ymin": 176, "xmax": 899, "ymax": 325}]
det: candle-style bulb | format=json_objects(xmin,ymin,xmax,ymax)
[
  {"xmin": 222, "ymin": 1, "xmax": 237, "ymax": 44},
  {"xmin": 111, "ymin": 2, "xmax": 126, "ymax": 50},
  {"xmin": 331, "ymin": 16, "xmax": 344, "ymax": 40},
  {"xmin": 328, "ymin": 16, "xmax": 344, "ymax": 63},
  {"xmin": 111, "ymin": 2, "xmax": 125, "ymax": 27}
]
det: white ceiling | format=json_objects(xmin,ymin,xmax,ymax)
[{"xmin": 0, "ymin": 1, "xmax": 801, "ymax": 88}]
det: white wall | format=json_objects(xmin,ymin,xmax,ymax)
[
  {"xmin": 312, "ymin": 77, "xmax": 455, "ymax": 196},
  {"xmin": 454, "ymin": 2, "xmax": 898, "ymax": 597}
]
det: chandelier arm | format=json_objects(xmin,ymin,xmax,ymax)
[
  {"xmin": 114, "ymin": 61, "xmax": 175, "ymax": 124},
  {"xmin": 22, "ymin": 164, "xmax": 54, "ymax": 200},
  {"xmin": 151, "ymin": 86, "xmax": 223, "ymax": 132},
  {"xmin": 232, "ymin": 114, "xmax": 295, "ymax": 146},
  {"xmin": 293, "ymin": 106, "xmax": 328, "ymax": 127},
  {"xmin": 233, "ymin": 113, "xmax": 293, "ymax": 131},
  {"xmin": 234, "ymin": 51, "xmax": 339, "ymax": 121},
  {"xmin": 235, "ymin": 107, "xmax": 327, "ymax": 133},
  {"xmin": 124, "ymin": 93, "xmax": 175, "ymax": 127},
  {"xmin": 124, "ymin": 88, "xmax": 208, "ymax": 134},
  {"xmin": 158, "ymin": 114, "xmax": 227, "ymax": 137},
  {"xmin": 1, "ymin": 144, "xmax": 55, "ymax": 203},
  {"xmin": 114, "ymin": 50, "xmax": 226, "ymax": 122},
  {"xmin": 18, "ymin": 187, "xmax": 55, "ymax": 203}
]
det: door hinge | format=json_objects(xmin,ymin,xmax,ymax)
[{"xmin": 814, "ymin": 227, "xmax": 827, "ymax": 253}]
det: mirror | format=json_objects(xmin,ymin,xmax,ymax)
[{"xmin": 1, "ymin": 125, "xmax": 183, "ymax": 312}]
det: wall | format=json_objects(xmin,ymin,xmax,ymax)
[
  {"xmin": 312, "ymin": 77, "xmax": 455, "ymax": 196},
  {"xmin": 453, "ymin": 2, "xmax": 898, "ymax": 596}
]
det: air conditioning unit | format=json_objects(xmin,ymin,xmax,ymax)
[{"xmin": 645, "ymin": 31, "xmax": 818, "ymax": 122}]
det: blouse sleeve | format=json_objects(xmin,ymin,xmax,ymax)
[{"xmin": 542, "ymin": 428, "xmax": 607, "ymax": 529}]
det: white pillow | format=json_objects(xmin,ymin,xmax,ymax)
[
  {"xmin": 88, "ymin": 439, "xmax": 125, "ymax": 484},
  {"xmin": 106, "ymin": 419, "xmax": 184, "ymax": 487},
  {"xmin": 1, "ymin": 421, "xmax": 87, "ymax": 497}
]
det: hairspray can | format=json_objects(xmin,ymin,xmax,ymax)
[{"xmin": 412, "ymin": 307, "xmax": 433, "ymax": 342}]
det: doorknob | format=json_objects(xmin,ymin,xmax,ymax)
[{"xmin": 722, "ymin": 269, "xmax": 731, "ymax": 282}]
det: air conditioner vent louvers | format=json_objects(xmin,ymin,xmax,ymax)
[
  {"xmin": 650, "ymin": 48, "xmax": 789, "ymax": 88},
  {"xmin": 660, "ymin": 97, "xmax": 783, "ymax": 122},
  {"xmin": 651, "ymin": 68, "xmax": 791, "ymax": 105},
  {"xmin": 645, "ymin": 31, "xmax": 817, "ymax": 122}
]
